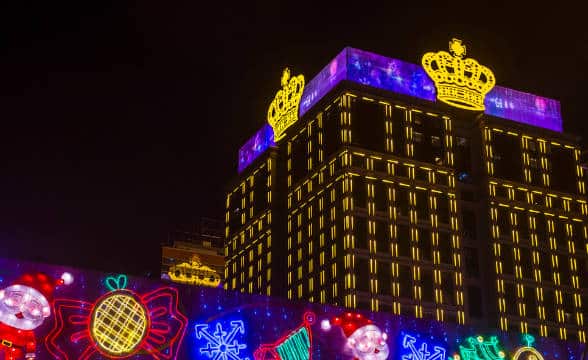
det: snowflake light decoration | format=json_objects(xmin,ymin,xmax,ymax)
[
  {"xmin": 194, "ymin": 320, "xmax": 250, "ymax": 360},
  {"xmin": 45, "ymin": 274, "xmax": 188, "ymax": 360}
]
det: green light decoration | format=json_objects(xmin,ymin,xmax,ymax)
[
  {"xmin": 104, "ymin": 274, "xmax": 128, "ymax": 291},
  {"xmin": 276, "ymin": 327, "xmax": 311, "ymax": 360},
  {"xmin": 456, "ymin": 336, "xmax": 506, "ymax": 360},
  {"xmin": 521, "ymin": 334, "xmax": 535, "ymax": 347}
]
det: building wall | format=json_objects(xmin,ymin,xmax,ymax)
[
  {"xmin": 286, "ymin": 91, "xmax": 467, "ymax": 325},
  {"xmin": 482, "ymin": 122, "xmax": 588, "ymax": 342},
  {"xmin": 225, "ymin": 150, "xmax": 277, "ymax": 295}
]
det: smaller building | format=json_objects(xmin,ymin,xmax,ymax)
[{"xmin": 161, "ymin": 218, "xmax": 224, "ymax": 288}]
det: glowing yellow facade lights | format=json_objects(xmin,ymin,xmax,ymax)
[
  {"xmin": 267, "ymin": 68, "xmax": 305, "ymax": 141},
  {"xmin": 422, "ymin": 39, "xmax": 496, "ymax": 111},
  {"xmin": 168, "ymin": 261, "xmax": 222, "ymax": 288},
  {"xmin": 90, "ymin": 292, "xmax": 148, "ymax": 356}
]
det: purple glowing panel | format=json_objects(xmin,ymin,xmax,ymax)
[
  {"xmin": 238, "ymin": 123, "xmax": 275, "ymax": 173},
  {"xmin": 485, "ymin": 85, "xmax": 563, "ymax": 132},
  {"xmin": 346, "ymin": 47, "xmax": 436, "ymax": 102},
  {"xmin": 299, "ymin": 48, "xmax": 347, "ymax": 117},
  {"xmin": 299, "ymin": 48, "xmax": 436, "ymax": 118}
]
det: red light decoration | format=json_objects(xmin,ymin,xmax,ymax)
[{"xmin": 45, "ymin": 286, "xmax": 187, "ymax": 360}]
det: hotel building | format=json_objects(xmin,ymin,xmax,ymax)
[{"xmin": 225, "ymin": 41, "xmax": 587, "ymax": 342}]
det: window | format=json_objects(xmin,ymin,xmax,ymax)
[
  {"xmin": 539, "ymin": 251, "xmax": 552, "ymax": 281},
  {"xmin": 355, "ymin": 217, "xmax": 368, "ymax": 250},
  {"xmin": 397, "ymin": 225, "xmax": 411, "ymax": 257},
  {"xmin": 353, "ymin": 177, "xmax": 367, "ymax": 209},
  {"xmin": 396, "ymin": 188, "xmax": 410, "ymax": 217},
  {"xmin": 462, "ymin": 209, "xmax": 476, "ymax": 240},
  {"xmin": 493, "ymin": 132, "xmax": 523, "ymax": 182},
  {"xmin": 412, "ymin": 112, "xmax": 445, "ymax": 164},
  {"xmin": 356, "ymin": 257, "xmax": 370, "ymax": 292},
  {"xmin": 439, "ymin": 232, "xmax": 452, "ymax": 265},
  {"xmin": 467, "ymin": 286, "xmax": 483, "ymax": 318},
  {"xmin": 550, "ymin": 145, "xmax": 577, "ymax": 193},
  {"xmin": 524, "ymin": 286, "xmax": 537, "ymax": 319},
  {"xmin": 392, "ymin": 107, "xmax": 406, "ymax": 156},
  {"xmin": 399, "ymin": 265, "xmax": 412, "ymax": 299},
  {"xmin": 497, "ymin": 207, "xmax": 510, "ymax": 239},
  {"xmin": 504, "ymin": 283, "xmax": 518, "ymax": 316},
  {"xmin": 421, "ymin": 271, "xmax": 434, "ymax": 303},
  {"xmin": 290, "ymin": 133, "xmax": 307, "ymax": 184},
  {"xmin": 437, "ymin": 193, "xmax": 450, "ymax": 224},
  {"xmin": 555, "ymin": 221, "xmax": 568, "ymax": 250},
  {"xmin": 376, "ymin": 221, "xmax": 391, "ymax": 254},
  {"xmin": 351, "ymin": 98, "xmax": 387, "ymax": 152},
  {"xmin": 464, "ymin": 247, "xmax": 479, "ymax": 277},
  {"xmin": 502, "ymin": 246, "xmax": 514, "ymax": 275},
  {"xmin": 254, "ymin": 171, "xmax": 268, "ymax": 214},
  {"xmin": 543, "ymin": 289, "xmax": 556, "ymax": 322},
  {"xmin": 419, "ymin": 229, "xmax": 432, "ymax": 261},
  {"xmin": 442, "ymin": 272, "xmax": 455, "ymax": 305},
  {"xmin": 323, "ymin": 103, "xmax": 341, "ymax": 158},
  {"xmin": 416, "ymin": 189, "xmax": 429, "ymax": 221},
  {"xmin": 374, "ymin": 182, "xmax": 388, "ymax": 212},
  {"xmin": 455, "ymin": 136, "xmax": 472, "ymax": 174},
  {"xmin": 519, "ymin": 247, "xmax": 533, "ymax": 279},
  {"xmin": 378, "ymin": 262, "xmax": 392, "ymax": 296}
]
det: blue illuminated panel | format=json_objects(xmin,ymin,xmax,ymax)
[
  {"xmin": 485, "ymin": 86, "xmax": 563, "ymax": 132},
  {"xmin": 0, "ymin": 257, "xmax": 583, "ymax": 359},
  {"xmin": 238, "ymin": 124, "xmax": 275, "ymax": 173}
]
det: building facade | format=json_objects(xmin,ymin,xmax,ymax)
[
  {"xmin": 161, "ymin": 218, "xmax": 225, "ymax": 288},
  {"xmin": 225, "ymin": 42, "xmax": 587, "ymax": 343}
]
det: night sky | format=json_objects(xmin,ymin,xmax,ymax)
[{"xmin": 0, "ymin": 2, "xmax": 586, "ymax": 276}]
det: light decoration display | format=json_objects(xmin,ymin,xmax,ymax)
[
  {"xmin": 400, "ymin": 334, "xmax": 447, "ymax": 360},
  {"xmin": 267, "ymin": 68, "xmax": 305, "ymax": 142},
  {"xmin": 254, "ymin": 311, "xmax": 315, "ymax": 360},
  {"xmin": 453, "ymin": 336, "xmax": 506, "ymax": 360},
  {"xmin": 194, "ymin": 320, "xmax": 249, "ymax": 360},
  {"xmin": 46, "ymin": 274, "xmax": 187, "ymax": 360},
  {"xmin": 167, "ymin": 261, "xmax": 221, "ymax": 287},
  {"xmin": 511, "ymin": 334, "xmax": 545, "ymax": 360},
  {"xmin": 0, "ymin": 258, "xmax": 583, "ymax": 359},
  {"xmin": 422, "ymin": 39, "xmax": 496, "ymax": 111},
  {"xmin": 238, "ymin": 124, "xmax": 275, "ymax": 173}
]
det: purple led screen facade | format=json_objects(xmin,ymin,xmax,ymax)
[
  {"xmin": 238, "ymin": 124, "xmax": 275, "ymax": 173},
  {"xmin": 0, "ymin": 257, "xmax": 584, "ymax": 360}
]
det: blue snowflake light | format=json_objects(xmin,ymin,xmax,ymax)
[{"xmin": 194, "ymin": 320, "xmax": 250, "ymax": 360}]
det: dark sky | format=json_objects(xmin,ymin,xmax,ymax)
[{"xmin": 0, "ymin": 1, "xmax": 586, "ymax": 276}]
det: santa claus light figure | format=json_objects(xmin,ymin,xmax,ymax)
[
  {"xmin": 0, "ymin": 272, "xmax": 72, "ymax": 360},
  {"xmin": 321, "ymin": 312, "xmax": 389, "ymax": 360}
]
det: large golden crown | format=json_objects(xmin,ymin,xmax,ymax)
[
  {"xmin": 267, "ymin": 68, "xmax": 305, "ymax": 141},
  {"xmin": 422, "ymin": 39, "xmax": 495, "ymax": 111}
]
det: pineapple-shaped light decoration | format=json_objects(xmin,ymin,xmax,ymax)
[
  {"xmin": 90, "ymin": 275, "xmax": 148, "ymax": 356},
  {"xmin": 46, "ymin": 274, "xmax": 188, "ymax": 360}
]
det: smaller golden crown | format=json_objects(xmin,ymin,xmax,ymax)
[
  {"xmin": 422, "ymin": 39, "xmax": 496, "ymax": 111},
  {"xmin": 267, "ymin": 68, "xmax": 305, "ymax": 141}
]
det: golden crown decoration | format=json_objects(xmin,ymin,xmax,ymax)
[
  {"xmin": 267, "ymin": 68, "xmax": 305, "ymax": 141},
  {"xmin": 422, "ymin": 39, "xmax": 496, "ymax": 111}
]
